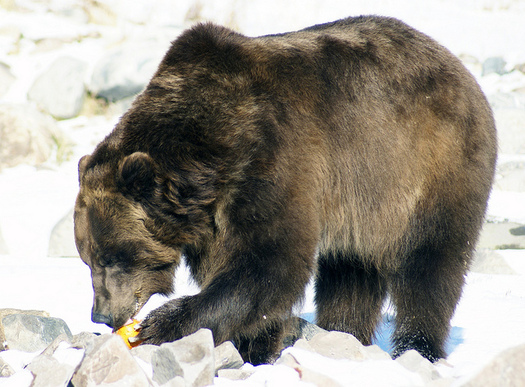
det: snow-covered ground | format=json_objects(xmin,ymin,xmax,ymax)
[{"xmin": 1, "ymin": 0, "xmax": 525, "ymax": 385}]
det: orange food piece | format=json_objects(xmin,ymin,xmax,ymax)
[{"xmin": 114, "ymin": 319, "xmax": 142, "ymax": 348}]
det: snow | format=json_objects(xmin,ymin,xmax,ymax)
[{"xmin": 1, "ymin": 0, "xmax": 525, "ymax": 385}]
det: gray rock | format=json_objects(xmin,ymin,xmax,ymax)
[
  {"xmin": 494, "ymin": 160, "xmax": 525, "ymax": 192},
  {"xmin": 130, "ymin": 343, "xmax": 158, "ymax": 364},
  {"xmin": 0, "ymin": 62, "xmax": 15, "ymax": 98},
  {"xmin": 0, "ymin": 309, "xmax": 50, "ymax": 350},
  {"xmin": 89, "ymin": 42, "xmax": 166, "ymax": 102},
  {"xmin": 0, "ymin": 104, "xmax": 60, "ymax": 169},
  {"xmin": 151, "ymin": 328, "xmax": 214, "ymax": 387},
  {"xmin": 471, "ymin": 249, "xmax": 517, "ymax": 275},
  {"xmin": 40, "ymin": 333, "xmax": 72, "ymax": 356},
  {"xmin": 304, "ymin": 331, "xmax": 366, "ymax": 361},
  {"xmin": 83, "ymin": 0, "xmax": 117, "ymax": 26},
  {"xmin": 48, "ymin": 208, "xmax": 79, "ymax": 257},
  {"xmin": 2, "ymin": 314, "xmax": 72, "ymax": 353},
  {"xmin": 477, "ymin": 221, "xmax": 525, "ymax": 250},
  {"xmin": 214, "ymin": 341, "xmax": 244, "ymax": 373},
  {"xmin": 463, "ymin": 343, "xmax": 525, "ymax": 386},
  {"xmin": 283, "ymin": 316, "xmax": 327, "ymax": 347},
  {"xmin": 395, "ymin": 349, "xmax": 440, "ymax": 383},
  {"xmin": 71, "ymin": 331, "xmax": 100, "ymax": 350},
  {"xmin": 276, "ymin": 352, "xmax": 343, "ymax": 387},
  {"xmin": 361, "ymin": 344, "xmax": 391, "ymax": 360},
  {"xmin": 28, "ymin": 56, "xmax": 88, "ymax": 119},
  {"xmin": 160, "ymin": 376, "xmax": 186, "ymax": 386},
  {"xmin": 427, "ymin": 378, "xmax": 455, "ymax": 387},
  {"xmin": 482, "ymin": 57, "xmax": 507, "ymax": 76},
  {"xmin": 488, "ymin": 92, "xmax": 525, "ymax": 110},
  {"xmin": 217, "ymin": 368, "xmax": 254, "ymax": 380},
  {"xmin": 494, "ymin": 108, "xmax": 525, "ymax": 154},
  {"xmin": 0, "ymin": 226, "xmax": 8, "ymax": 255},
  {"xmin": 0, "ymin": 357, "xmax": 15, "ymax": 377},
  {"xmin": 71, "ymin": 334, "xmax": 153, "ymax": 386},
  {"xmin": 27, "ymin": 353, "xmax": 77, "ymax": 387},
  {"xmin": 293, "ymin": 338, "xmax": 316, "ymax": 352}
]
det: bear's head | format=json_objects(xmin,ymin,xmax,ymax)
[{"xmin": 74, "ymin": 151, "xmax": 183, "ymax": 330}]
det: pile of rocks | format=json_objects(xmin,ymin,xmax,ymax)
[{"xmin": 1, "ymin": 309, "xmax": 524, "ymax": 386}]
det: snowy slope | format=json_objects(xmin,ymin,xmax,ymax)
[{"xmin": 1, "ymin": 0, "xmax": 525, "ymax": 385}]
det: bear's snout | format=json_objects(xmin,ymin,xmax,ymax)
[{"xmin": 91, "ymin": 310, "xmax": 113, "ymax": 327}]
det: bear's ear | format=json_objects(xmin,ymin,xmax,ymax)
[
  {"xmin": 117, "ymin": 152, "xmax": 157, "ymax": 199},
  {"xmin": 78, "ymin": 155, "xmax": 91, "ymax": 182}
]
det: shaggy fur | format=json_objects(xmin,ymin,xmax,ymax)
[{"xmin": 74, "ymin": 16, "xmax": 497, "ymax": 364}]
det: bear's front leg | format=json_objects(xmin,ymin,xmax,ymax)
[
  {"xmin": 137, "ymin": 227, "xmax": 317, "ymax": 364},
  {"xmin": 135, "ymin": 298, "xmax": 188, "ymax": 345}
]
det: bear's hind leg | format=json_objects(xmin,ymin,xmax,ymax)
[
  {"xmin": 314, "ymin": 252, "xmax": 387, "ymax": 345},
  {"xmin": 391, "ymin": 244, "xmax": 468, "ymax": 362}
]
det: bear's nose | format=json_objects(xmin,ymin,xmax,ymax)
[{"xmin": 92, "ymin": 311, "xmax": 113, "ymax": 327}]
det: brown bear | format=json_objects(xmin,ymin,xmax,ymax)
[{"xmin": 74, "ymin": 15, "xmax": 497, "ymax": 364}]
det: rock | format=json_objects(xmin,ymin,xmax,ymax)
[
  {"xmin": 214, "ymin": 341, "xmax": 244, "ymax": 373},
  {"xmin": 217, "ymin": 367, "xmax": 254, "ymax": 380},
  {"xmin": 39, "ymin": 333, "xmax": 72, "ymax": 356},
  {"xmin": 515, "ymin": 63, "xmax": 525, "ymax": 74},
  {"xmin": 482, "ymin": 57, "xmax": 507, "ymax": 76},
  {"xmin": 0, "ymin": 357, "xmax": 15, "ymax": 377},
  {"xmin": 494, "ymin": 108, "xmax": 525, "ymax": 154},
  {"xmin": 0, "ymin": 62, "xmax": 15, "ymax": 98},
  {"xmin": 304, "ymin": 331, "xmax": 366, "ymax": 361},
  {"xmin": 27, "ymin": 351, "xmax": 80, "ymax": 387},
  {"xmin": 362, "ymin": 344, "xmax": 391, "ymax": 360},
  {"xmin": 494, "ymin": 160, "xmax": 525, "ymax": 192},
  {"xmin": 2, "ymin": 314, "xmax": 72, "ymax": 353},
  {"xmin": 89, "ymin": 42, "xmax": 166, "ymax": 102},
  {"xmin": 294, "ymin": 331, "xmax": 390, "ymax": 361},
  {"xmin": 151, "ymin": 328, "xmax": 214, "ymax": 387},
  {"xmin": 283, "ymin": 316, "xmax": 327, "ymax": 347},
  {"xmin": 477, "ymin": 221, "xmax": 525, "ymax": 250},
  {"xmin": 0, "ymin": 309, "xmax": 50, "ymax": 351},
  {"xmin": 463, "ymin": 343, "xmax": 525, "ymax": 386},
  {"xmin": 0, "ymin": 226, "xmax": 8, "ymax": 254},
  {"xmin": 471, "ymin": 249, "xmax": 517, "ymax": 275},
  {"xmin": 160, "ymin": 376, "xmax": 186, "ymax": 386},
  {"xmin": 82, "ymin": 0, "xmax": 118, "ymax": 25},
  {"xmin": 293, "ymin": 338, "xmax": 316, "ymax": 352},
  {"xmin": 276, "ymin": 352, "xmax": 343, "ymax": 387},
  {"xmin": 487, "ymin": 92, "xmax": 525, "ymax": 110},
  {"xmin": 395, "ymin": 349, "xmax": 440, "ymax": 383},
  {"xmin": 71, "ymin": 331, "xmax": 100, "ymax": 350},
  {"xmin": 130, "ymin": 344, "xmax": 158, "ymax": 364},
  {"xmin": 28, "ymin": 56, "xmax": 88, "ymax": 119},
  {"xmin": 0, "ymin": 0, "xmax": 16, "ymax": 11},
  {"xmin": 71, "ymin": 334, "xmax": 153, "ymax": 386},
  {"xmin": 0, "ymin": 104, "xmax": 60, "ymax": 169},
  {"xmin": 48, "ymin": 208, "xmax": 79, "ymax": 257}
]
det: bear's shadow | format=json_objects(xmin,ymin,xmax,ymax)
[{"xmin": 299, "ymin": 312, "xmax": 464, "ymax": 357}]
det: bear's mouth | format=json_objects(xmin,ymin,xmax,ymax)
[
  {"xmin": 115, "ymin": 297, "xmax": 146, "ymax": 331},
  {"xmin": 130, "ymin": 291, "xmax": 147, "ymax": 321}
]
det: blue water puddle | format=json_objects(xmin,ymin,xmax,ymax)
[{"xmin": 299, "ymin": 312, "xmax": 464, "ymax": 356}]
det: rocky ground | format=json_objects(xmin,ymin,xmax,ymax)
[
  {"xmin": 1, "ymin": 310, "xmax": 523, "ymax": 386},
  {"xmin": 1, "ymin": 0, "xmax": 525, "ymax": 386}
]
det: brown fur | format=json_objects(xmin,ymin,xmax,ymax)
[{"xmin": 74, "ymin": 16, "xmax": 497, "ymax": 364}]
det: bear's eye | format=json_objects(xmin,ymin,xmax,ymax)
[{"xmin": 99, "ymin": 255, "xmax": 116, "ymax": 267}]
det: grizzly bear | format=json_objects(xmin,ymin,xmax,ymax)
[{"xmin": 74, "ymin": 16, "xmax": 497, "ymax": 364}]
